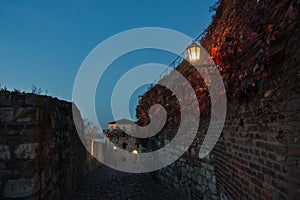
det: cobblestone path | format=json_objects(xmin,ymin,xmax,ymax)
[{"xmin": 73, "ymin": 166, "xmax": 183, "ymax": 200}]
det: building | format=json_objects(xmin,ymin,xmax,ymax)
[
  {"xmin": 107, "ymin": 118, "xmax": 136, "ymax": 132},
  {"xmin": 104, "ymin": 119, "xmax": 146, "ymax": 153}
]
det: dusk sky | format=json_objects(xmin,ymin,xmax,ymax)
[{"xmin": 0, "ymin": 0, "xmax": 217, "ymax": 128}]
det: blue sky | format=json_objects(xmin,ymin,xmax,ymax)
[{"xmin": 0, "ymin": 0, "xmax": 217, "ymax": 128}]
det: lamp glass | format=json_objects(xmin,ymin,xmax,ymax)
[{"xmin": 187, "ymin": 42, "xmax": 201, "ymax": 62}]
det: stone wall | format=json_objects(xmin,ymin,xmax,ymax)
[
  {"xmin": 150, "ymin": 124, "xmax": 218, "ymax": 200},
  {"xmin": 0, "ymin": 93, "xmax": 98, "ymax": 199},
  {"xmin": 137, "ymin": 0, "xmax": 300, "ymax": 199}
]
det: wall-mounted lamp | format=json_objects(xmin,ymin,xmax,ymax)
[{"xmin": 187, "ymin": 41, "xmax": 201, "ymax": 63}]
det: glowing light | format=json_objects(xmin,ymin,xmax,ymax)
[
  {"xmin": 187, "ymin": 41, "xmax": 201, "ymax": 62},
  {"xmin": 132, "ymin": 150, "xmax": 138, "ymax": 154}
]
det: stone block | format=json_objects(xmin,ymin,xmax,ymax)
[
  {"xmin": 199, "ymin": 167, "xmax": 205, "ymax": 176},
  {"xmin": 191, "ymin": 148, "xmax": 196, "ymax": 156},
  {"xmin": 0, "ymin": 107, "xmax": 14, "ymax": 122},
  {"xmin": 0, "ymin": 94, "xmax": 11, "ymax": 106},
  {"xmin": 0, "ymin": 144, "xmax": 10, "ymax": 160},
  {"xmin": 209, "ymin": 183, "xmax": 217, "ymax": 194},
  {"xmin": 206, "ymin": 170, "xmax": 211, "ymax": 180},
  {"xmin": 15, "ymin": 143, "xmax": 39, "ymax": 159},
  {"xmin": 15, "ymin": 107, "xmax": 38, "ymax": 122},
  {"xmin": 208, "ymin": 165, "xmax": 214, "ymax": 171},
  {"xmin": 0, "ymin": 169, "xmax": 11, "ymax": 175},
  {"xmin": 212, "ymin": 175, "xmax": 216, "ymax": 184},
  {"xmin": 3, "ymin": 178, "xmax": 34, "ymax": 198},
  {"xmin": 11, "ymin": 95, "xmax": 25, "ymax": 106},
  {"xmin": 24, "ymin": 94, "xmax": 36, "ymax": 106},
  {"xmin": 197, "ymin": 175, "xmax": 204, "ymax": 184}
]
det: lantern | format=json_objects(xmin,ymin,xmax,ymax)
[{"xmin": 187, "ymin": 41, "xmax": 201, "ymax": 63}]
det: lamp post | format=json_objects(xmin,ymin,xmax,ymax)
[{"xmin": 187, "ymin": 40, "xmax": 201, "ymax": 64}]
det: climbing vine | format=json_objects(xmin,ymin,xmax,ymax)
[{"xmin": 136, "ymin": 0, "xmax": 299, "ymax": 126}]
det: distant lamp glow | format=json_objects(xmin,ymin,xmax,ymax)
[
  {"xmin": 113, "ymin": 146, "xmax": 117, "ymax": 150},
  {"xmin": 187, "ymin": 41, "xmax": 201, "ymax": 63},
  {"xmin": 132, "ymin": 150, "xmax": 138, "ymax": 154}
]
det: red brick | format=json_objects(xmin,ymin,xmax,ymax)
[
  {"xmin": 272, "ymin": 180, "xmax": 287, "ymax": 194},
  {"xmin": 262, "ymin": 167, "xmax": 275, "ymax": 177},
  {"xmin": 249, "ymin": 162, "xmax": 261, "ymax": 171},
  {"xmin": 251, "ymin": 177, "xmax": 263, "ymax": 187},
  {"xmin": 268, "ymin": 153, "xmax": 277, "ymax": 161}
]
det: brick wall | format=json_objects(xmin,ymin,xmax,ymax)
[
  {"xmin": 0, "ymin": 93, "xmax": 98, "ymax": 199},
  {"xmin": 205, "ymin": 0, "xmax": 300, "ymax": 199},
  {"xmin": 212, "ymin": 80, "xmax": 299, "ymax": 200},
  {"xmin": 137, "ymin": 0, "xmax": 300, "ymax": 199}
]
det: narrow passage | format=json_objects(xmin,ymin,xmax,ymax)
[{"xmin": 73, "ymin": 166, "xmax": 184, "ymax": 200}]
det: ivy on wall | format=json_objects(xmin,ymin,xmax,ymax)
[
  {"xmin": 202, "ymin": 0, "xmax": 298, "ymax": 96},
  {"xmin": 136, "ymin": 0, "xmax": 299, "ymax": 126}
]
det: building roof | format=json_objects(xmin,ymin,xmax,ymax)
[{"xmin": 107, "ymin": 118, "xmax": 134, "ymax": 125}]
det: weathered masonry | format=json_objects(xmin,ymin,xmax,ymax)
[
  {"xmin": 136, "ymin": 0, "xmax": 300, "ymax": 199},
  {"xmin": 0, "ymin": 93, "xmax": 98, "ymax": 199}
]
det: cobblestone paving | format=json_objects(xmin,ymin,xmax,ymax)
[{"xmin": 73, "ymin": 166, "xmax": 184, "ymax": 200}]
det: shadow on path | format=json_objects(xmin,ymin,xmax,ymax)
[{"xmin": 72, "ymin": 166, "xmax": 183, "ymax": 200}]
